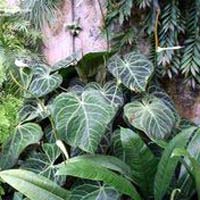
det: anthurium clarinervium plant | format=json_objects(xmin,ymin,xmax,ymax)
[{"xmin": 0, "ymin": 50, "xmax": 199, "ymax": 200}]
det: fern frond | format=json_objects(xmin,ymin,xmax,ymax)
[
  {"xmin": 157, "ymin": 0, "xmax": 184, "ymax": 79},
  {"xmin": 136, "ymin": 0, "xmax": 152, "ymax": 9},
  {"xmin": 181, "ymin": 0, "xmax": 200, "ymax": 88},
  {"xmin": 106, "ymin": 0, "xmax": 134, "ymax": 25},
  {"xmin": 20, "ymin": 0, "xmax": 62, "ymax": 30}
]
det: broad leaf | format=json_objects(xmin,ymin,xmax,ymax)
[
  {"xmin": 124, "ymin": 95, "xmax": 176, "ymax": 139},
  {"xmin": 85, "ymin": 81, "xmax": 124, "ymax": 108},
  {"xmin": 21, "ymin": 143, "xmax": 64, "ymax": 185},
  {"xmin": 51, "ymin": 90, "xmax": 115, "ymax": 152},
  {"xmin": 148, "ymin": 86, "xmax": 179, "ymax": 120},
  {"xmin": 0, "ymin": 123, "xmax": 43, "ymax": 169},
  {"xmin": 13, "ymin": 192, "xmax": 28, "ymax": 200},
  {"xmin": 70, "ymin": 183, "xmax": 120, "ymax": 200},
  {"xmin": 19, "ymin": 103, "xmax": 49, "ymax": 122},
  {"xmin": 120, "ymin": 128, "xmax": 158, "ymax": 196},
  {"xmin": 57, "ymin": 158, "xmax": 141, "ymax": 200},
  {"xmin": 64, "ymin": 154, "xmax": 132, "ymax": 177},
  {"xmin": 26, "ymin": 65, "xmax": 63, "ymax": 98},
  {"xmin": 154, "ymin": 126, "xmax": 197, "ymax": 200},
  {"xmin": 0, "ymin": 169, "xmax": 70, "ymax": 200},
  {"xmin": 107, "ymin": 52, "xmax": 154, "ymax": 92},
  {"xmin": 52, "ymin": 51, "xmax": 80, "ymax": 72},
  {"xmin": 111, "ymin": 130, "xmax": 125, "ymax": 161}
]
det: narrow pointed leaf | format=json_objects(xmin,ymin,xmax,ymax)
[
  {"xmin": 61, "ymin": 154, "xmax": 132, "ymax": 177},
  {"xmin": 154, "ymin": 126, "xmax": 197, "ymax": 200},
  {"xmin": 0, "ymin": 169, "xmax": 70, "ymax": 200},
  {"xmin": 120, "ymin": 128, "xmax": 158, "ymax": 196},
  {"xmin": 57, "ymin": 158, "xmax": 141, "ymax": 200},
  {"xmin": 172, "ymin": 148, "xmax": 200, "ymax": 199}
]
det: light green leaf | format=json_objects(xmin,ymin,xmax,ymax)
[
  {"xmin": 59, "ymin": 154, "xmax": 131, "ymax": 177},
  {"xmin": 27, "ymin": 65, "xmax": 62, "ymax": 98},
  {"xmin": 120, "ymin": 127, "xmax": 158, "ymax": 196},
  {"xmin": 21, "ymin": 143, "xmax": 64, "ymax": 185},
  {"xmin": 0, "ymin": 123, "xmax": 43, "ymax": 169},
  {"xmin": 51, "ymin": 90, "xmax": 115, "ymax": 153},
  {"xmin": 0, "ymin": 169, "xmax": 70, "ymax": 200},
  {"xmin": 57, "ymin": 158, "xmax": 141, "ymax": 200},
  {"xmin": 85, "ymin": 81, "xmax": 124, "ymax": 108},
  {"xmin": 124, "ymin": 95, "xmax": 176, "ymax": 139},
  {"xmin": 70, "ymin": 183, "xmax": 120, "ymax": 200},
  {"xmin": 13, "ymin": 192, "xmax": 24, "ymax": 200},
  {"xmin": 111, "ymin": 129, "xmax": 125, "ymax": 161},
  {"xmin": 154, "ymin": 126, "xmax": 197, "ymax": 200},
  {"xmin": 13, "ymin": 192, "xmax": 29, "ymax": 200},
  {"xmin": 107, "ymin": 52, "xmax": 154, "ymax": 92}
]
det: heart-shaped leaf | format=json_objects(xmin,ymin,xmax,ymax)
[
  {"xmin": 0, "ymin": 169, "xmax": 70, "ymax": 200},
  {"xmin": 107, "ymin": 52, "xmax": 154, "ymax": 92},
  {"xmin": 26, "ymin": 65, "xmax": 62, "ymax": 98},
  {"xmin": 70, "ymin": 183, "xmax": 120, "ymax": 200},
  {"xmin": 18, "ymin": 102, "xmax": 49, "ymax": 123},
  {"xmin": 124, "ymin": 95, "xmax": 176, "ymax": 139},
  {"xmin": 0, "ymin": 123, "xmax": 43, "ymax": 169},
  {"xmin": 21, "ymin": 143, "xmax": 64, "ymax": 185},
  {"xmin": 51, "ymin": 90, "xmax": 115, "ymax": 152},
  {"xmin": 85, "ymin": 81, "xmax": 124, "ymax": 108}
]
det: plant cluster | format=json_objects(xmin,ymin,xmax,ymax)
[
  {"xmin": 106, "ymin": 0, "xmax": 200, "ymax": 88},
  {"xmin": 0, "ymin": 1, "xmax": 200, "ymax": 200}
]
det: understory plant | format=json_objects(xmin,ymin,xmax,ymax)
[
  {"xmin": 0, "ymin": 50, "xmax": 199, "ymax": 200},
  {"xmin": 0, "ymin": 0, "xmax": 200, "ymax": 200}
]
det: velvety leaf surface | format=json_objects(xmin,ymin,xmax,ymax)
[
  {"xmin": 85, "ymin": 81, "xmax": 124, "ymax": 108},
  {"xmin": 107, "ymin": 52, "xmax": 154, "ymax": 92},
  {"xmin": 70, "ymin": 183, "xmax": 120, "ymax": 200},
  {"xmin": 21, "ymin": 143, "xmax": 64, "ymax": 184},
  {"xmin": 51, "ymin": 90, "xmax": 115, "ymax": 153},
  {"xmin": 26, "ymin": 65, "xmax": 62, "ymax": 98},
  {"xmin": 124, "ymin": 96, "xmax": 176, "ymax": 139},
  {"xmin": 0, "ymin": 123, "xmax": 43, "ymax": 169}
]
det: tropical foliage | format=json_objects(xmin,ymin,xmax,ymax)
[{"xmin": 0, "ymin": 0, "xmax": 200, "ymax": 200}]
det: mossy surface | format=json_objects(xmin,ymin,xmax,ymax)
[{"xmin": 0, "ymin": 95, "xmax": 23, "ymax": 144}]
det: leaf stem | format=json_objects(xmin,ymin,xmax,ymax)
[{"xmin": 9, "ymin": 70, "xmax": 58, "ymax": 140}]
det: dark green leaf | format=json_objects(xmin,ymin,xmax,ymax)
[
  {"xmin": 120, "ymin": 127, "xmax": 158, "ymax": 196},
  {"xmin": 154, "ymin": 126, "xmax": 197, "ymax": 200},
  {"xmin": 0, "ymin": 123, "xmax": 43, "ymax": 169}
]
